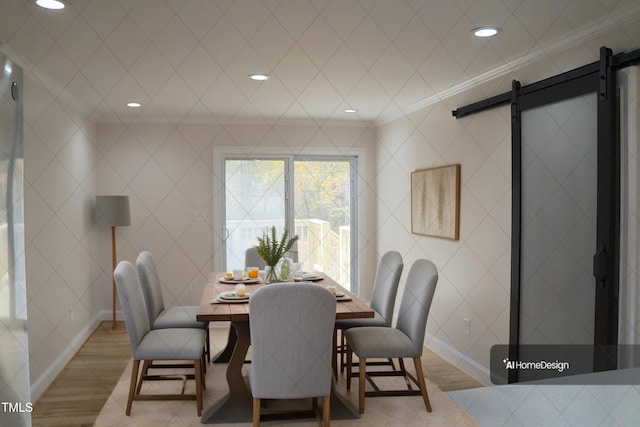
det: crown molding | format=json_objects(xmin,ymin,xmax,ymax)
[{"xmin": 377, "ymin": 1, "xmax": 640, "ymax": 125}]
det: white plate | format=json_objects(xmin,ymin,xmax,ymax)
[
  {"xmin": 297, "ymin": 274, "xmax": 323, "ymax": 281},
  {"xmin": 218, "ymin": 291, "xmax": 251, "ymax": 300},
  {"xmin": 219, "ymin": 277, "xmax": 260, "ymax": 284}
]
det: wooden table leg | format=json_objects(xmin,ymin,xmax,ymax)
[
  {"xmin": 211, "ymin": 326, "xmax": 237, "ymax": 363},
  {"xmin": 201, "ymin": 320, "xmax": 360, "ymax": 423},
  {"xmin": 200, "ymin": 320, "xmax": 252, "ymax": 423}
]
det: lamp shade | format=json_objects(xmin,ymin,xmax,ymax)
[{"xmin": 95, "ymin": 195, "xmax": 131, "ymax": 227}]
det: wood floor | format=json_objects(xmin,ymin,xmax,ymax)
[
  {"xmin": 31, "ymin": 321, "xmax": 132, "ymax": 427},
  {"xmin": 31, "ymin": 321, "xmax": 482, "ymax": 426}
]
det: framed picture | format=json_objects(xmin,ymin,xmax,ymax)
[{"xmin": 411, "ymin": 164, "xmax": 460, "ymax": 240}]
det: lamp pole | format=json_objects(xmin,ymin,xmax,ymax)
[
  {"xmin": 95, "ymin": 195, "xmax": 131, "ymax": 331},
  {"xmin": 111, "ymin": 225, "xmax": 117, "ymax": 330}
]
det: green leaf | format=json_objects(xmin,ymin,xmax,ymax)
[{"xmin": 255, "ymin": 226, "xmax": 298, "ymax": 267}]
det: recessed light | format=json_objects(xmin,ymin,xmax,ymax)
[
  {"xmin": 249, "ymin": 74, "xmax": 270, "ymax": 81},
  {"xmin": 36, "ymin": 0, "xmax": 66, "ymax": 10},
  {"xmin": 344, "ymin": 108, "xmax": 358, "ymax": 113},
  {"xmin": 472, "ymin": 27, "xmax": 501, "ymax": 38},
  {"xmin": 127, "ymin": 102, "xmax": 141, "ymax": 108}
]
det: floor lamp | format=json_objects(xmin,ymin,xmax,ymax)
[{"xmin": 95, "ymin": 195, "xmax": 131, "ymax": 330}]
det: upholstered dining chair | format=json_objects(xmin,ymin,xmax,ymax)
[
  {"xmin": 334, "ymin": 250, "xmax": 403, "ymax": 376},
  {"xmin": 246, "ymin": 246, "xmax": 298, "ymax": 268},
  {"xmin": 136, "ymin": 251, "xmax": 210, "ymax": 363},
  {"xmin": 345, "ymin": 258, "xmax": 438, "ymax": 414},
  {"xmin": 249, "ymin": 282, "xmax": 336, "ymax": 427},
  {"xmin": 113, "ymin": 261, "xmax": 206, "ymax": 416},
  {"xmin": 245, "ymin": 247, "xmax": 267, "ymax": 269}
]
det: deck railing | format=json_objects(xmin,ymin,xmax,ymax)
[{"xmin": 226, "ymin": 219, "xmax": 350, "ymax": 288}]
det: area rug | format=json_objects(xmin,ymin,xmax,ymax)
[{"xmin": 94, "ymin": 358, "xmax": 478, "ymax": 426}]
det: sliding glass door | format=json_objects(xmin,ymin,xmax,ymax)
[
  {"xmin": 294, "ymin": 159, "xmax": 353, "ymax": 288},
  {"xmin": 224, "ymin": 158, "xmax": 287, "ymax": 268},
  {"xmin": 224, "ymin": 156, "xmax": 356, "ymax": 291}
]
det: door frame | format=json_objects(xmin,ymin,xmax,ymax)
[
  {"xmin": 212, "ymin": 145, "xmax": 365, "ymax": 292},
  {"xmin": 508, "ymin": 49, "xmax": 619, "ymax": 381}
]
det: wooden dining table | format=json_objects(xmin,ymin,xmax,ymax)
[{"xmin": 196, "ymin": 272, "xmax": 374, "ymax": 424}]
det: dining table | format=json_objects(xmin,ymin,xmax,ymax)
[{"xmin": 196, "ymin": 272, "xmax": 375, "ymax": 424}]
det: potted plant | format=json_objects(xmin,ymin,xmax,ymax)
[{"xmin": 255, "ymin": 226, "xmax": 298, "ymax": 282}]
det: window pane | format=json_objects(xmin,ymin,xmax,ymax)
[
  {"xmin": 225, "ymin": 159, "xmax": 286, "ymax": 270},
  {"xmin": 294, "ymin": 160, "xmax": 352, "ymax": 289}
]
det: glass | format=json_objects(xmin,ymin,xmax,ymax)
[
  {"xmin": 225, "ymin": 159, "xmax": 286, "ymax": 270},
  {"xmin": 246, "ymin": 267, "xmax": 259, "ymax": 279},
  {"xmin": 223, "ymin": 157, "xmax": 356, "ymax": 292},
  {"xmin": 519, "ymin": 93, "xmax": 597, "ymax": 378},
  {"xmin": 294, "ymin": 160, "xmax": 352, "ymax": 290}
]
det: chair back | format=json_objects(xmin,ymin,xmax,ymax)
[
  {"xmin": 245, "ymin": 247, "xmax": 267, "ymax": 269},
  {"xmin": 395, "ymin": 259, "xmax": 438, "ymax": 354},
  {"xmin": 369, "ymin": 251, "xmax": 403, "ymax": 325},
  {"xmin": 114, "ymin": 261, "xmax": 152, "ymax": 355},
  {"xmin": 136, "ymin": 251, "xmax": 166, "ymax": 325},
  {"xmin": 249, "ymin": 282, "xmax": 336, "ymax": 399}
]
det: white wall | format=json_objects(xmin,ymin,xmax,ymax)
[
  {"xmin": 374, "ymin": 43, "xmax": 640, "ymax": 384},
  {"xmin": 94, "ymin": 120, "xmax": 378, "ymax": 309},
  {"xmin": 376, "ymin": 100, "xmax": 511, "ymax": 382},
  {"xmin": 22, "ymin": 75, "xmax": 103, "ymax": 400}
]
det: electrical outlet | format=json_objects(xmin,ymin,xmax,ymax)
[
  {"xmin": 69, "ymin": 307, "xmax": 74, "ymax": 321},
  {"xmin": 464, "ymin": 318, "xmax": 470, "ymax": 335},
  {"xmin": 190, "ymin": 281, "xmax": 196, "ymax": 292}
]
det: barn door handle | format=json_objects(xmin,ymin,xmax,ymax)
[{"xmin": 593, "ymin": 245, "xmax": 608, "ymax": 285}]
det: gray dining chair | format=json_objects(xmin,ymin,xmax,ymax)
[
  {"xmin": 246, "ymin": 246, "xmax": 298, "ymax": 269},
  {"xmin": 245, "ymin": 247, "xmax": 267, "ymax": 269},
  {"xmin": 249, "ymin": 282, "xmax": 336, "ymax": 427},
  {"xmin": 136, "ymin": 251, "xmax": 210, "ymax": 364},
  {"xmin": 345, "ymin": 258, "xmax": 438, "ymax": 414},
  {"xmin": 113, "ymin": 261, "xmax": 206, "ymax": 416},
  {"xmin": 334, "ymin": 250, "xmax": 403, "ymax": 376}
]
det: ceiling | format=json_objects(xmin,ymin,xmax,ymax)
[{"xmin": 1, "ymin": 0, "xmax": 640, "ymax": 124}]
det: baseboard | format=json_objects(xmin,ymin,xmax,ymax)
[
  {"xmin": 424, "ymin": 333, "xmax": 491, "ymax": 387},
  {"xmin": 30, "ymin": 310, "xmax": 118, "ymax": 401}
]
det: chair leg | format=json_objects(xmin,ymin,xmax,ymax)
[
  {"xmin": 194, "ymin": 359, "xmax": 203, "ymax": 416},
  {"xmin": 323, "ymin": 395, "xmax": 331, "ymax": 427},
  {"xmin": 399, "ymin": 358, "xmax": 412, "ymax": 389},
  {"xmin": 126, "ymin": 360, "xmax": 140, "ymax": 416},
  {"xmin": 206, "ymin": 326, "xmax": 211, "ymax": 363},
  {"xmin": 413, "ymin": 357, "xmax": 432, "ymax": 412},
  {"xmin": 253, "ymin": 398, "xmax": 261, "ymax": 427},
  {"xmin": 135, "ymin": 359, "xmax": 150, "ymax": 394},
  {"xmin": 332, "ymin": 328, "xmax": 338, "ymax": 379},
  {"xmin": 201, "ymin": 354, "xmax": 207, "ymax": 390},
  {"xmin": 346, "ymin": 344, "xmax": 353, "ymax": 390},
  {"xmin": 340, "ymin": 329, "xmax": 346, "ymax": 372},
  {"xmin": 202, "ymin": 348, "xmax": 207, "ymax": 374},
  {"xmin": 358, "ymin": 357, "xmax": 366, "ymax": 414}
]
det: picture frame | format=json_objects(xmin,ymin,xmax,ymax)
[{"xmin": 411, "ymin": 164, "xmax": 461, "ymax": 240}]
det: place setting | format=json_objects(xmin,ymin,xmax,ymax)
[
  {"xmin": 327, "ymin": 285, "xmax": 351, "ymax": 301},
  {"xmin": 293, "ymin": 271, "xmax": 323, "ymax": 281},
  {"xmin": 217, "ymin": 267, "xmax": 261, "ymax": 284},
  {"xmin": 213, "ymin": 283, "xmax": 251, "ymax": 304}
]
